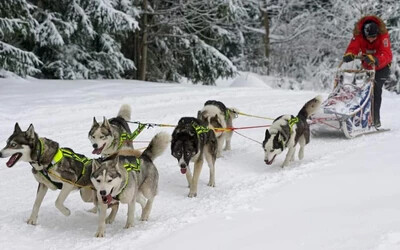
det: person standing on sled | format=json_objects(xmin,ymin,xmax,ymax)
[{"xmin": 342, "ymin": 15, "xmax": 392, "ymax": 128}]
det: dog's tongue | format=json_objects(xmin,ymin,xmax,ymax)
[
  {"xmin": 265, "ymin": 155, "xmax": 276, "ymax": 165},
  {"xmin": 180, "ymin": 168, "xmax": 187, "ymax": 174},
  {"xmin": 92, "ymin": 148, "xmax": 102, "ymax": 155},
  {"xmin": 102, "ymin": 194, "xmax": 113, "ymax": 205},
  {"xmin": 92, "ymin": 144, "xmax": 105, "ymax": 155},
  {"xmin": 6, "ymin": 153, "xmax": 20, "ymax": 168}
]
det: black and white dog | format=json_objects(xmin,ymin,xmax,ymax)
[
  {"xmin": 262, "ymin": 96, "xmax": 322, "ymax": 167},
  {"xmin": 198, "ymin": 100, "xmax": 238, "ymax": 157},
  {"xmin": 171, "ymin": 117, "xmax": 218, "ymax": 197}
]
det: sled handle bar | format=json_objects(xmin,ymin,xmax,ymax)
[
  {"xmin": 340, "ymin": 69, "xmax": 375, "ymax": 73},
  {"xmin": 338, "ymin": 55, "xmax": 375, "ymax": 72}
]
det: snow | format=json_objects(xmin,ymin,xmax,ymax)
[
  {"xmin": 230, "ymin": 72, "xmax": 271, "ymax": 88},
  {"xmin": 0, "ymin": 78, "xmax": 399, "ymax": 250}
]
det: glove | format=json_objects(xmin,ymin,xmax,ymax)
[
  {"xmin": 343, "ymin": 53, "xmax": 355, "ymax": 63},
  {"xmin": 363, "ymin": 54, "xmax": 379, "ymax": 66}
]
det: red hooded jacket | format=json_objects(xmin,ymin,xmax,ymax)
[{"xmin": 345, "ymin": 15, "xmax": 392, "ymax": 71}]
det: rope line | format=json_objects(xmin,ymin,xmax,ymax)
[
  {"xmin": 237, "ymin": 111, "xmax": 275, "ymax": 121},
  {"xmin": 233, "ymin": 131, "xmax": 263, "ymax": 145}
]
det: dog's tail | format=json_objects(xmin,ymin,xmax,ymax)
[
  {"xmin": 297, "ymin": 95, "xmax": 323, "ymax": 118},
  {"xmin": 117, "ymin": 104, "xmax": 131, "ymax": 121},
  {"xmin": 142, "ymin": 132, "xmax": 171, "ymax": 161}
]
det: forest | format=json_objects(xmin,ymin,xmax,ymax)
[{"xmin": 1, "ymin": 0, "xmax": 399, "ymax": 89}]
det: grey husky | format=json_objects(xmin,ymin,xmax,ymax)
[
  {"xmin": 198, "ymin": 100, "xmax": 238, "ymax": 157},
  {"xmin": 171, "ymin": 117, "xmax": 218, "ymax": 198},
  {"xmin": 88, "ymin": 104, "xmax": 133, "ymax": 157},
  {"xmin": 0, "ymin": 123, "xmax": 94, "ymax": 225},
  {"xmin": 262, "ymin": 96, "xmax": 322, "ymax": 167},
  {"xmin": 90, "ymin": 132, "xmax": 170, "ymax": 237}
]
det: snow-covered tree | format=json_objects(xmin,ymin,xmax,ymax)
[{"xmin": 0, "ymin": 0, "xmax": 41, "ymax": 77}]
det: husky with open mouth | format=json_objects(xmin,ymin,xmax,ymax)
[
  {"xmin": 262, "ymin": 96, "xmax": 322, "ymax": 167},
  {"xmin": 171, "ymin": 117, "xmax": 218, "ymax": 198},
  {"xmin": 88, "ymin": 104, "xmax": 134, "ymax": 157},
  {"xmin": 0, "ymin": 123, "xmax": 94, "ymax": 225},
  {"xmin": 90, "ymin": 132, "xmax": 170, "ymax": 237}
]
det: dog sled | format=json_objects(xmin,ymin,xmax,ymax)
[{"xmin": 310, "ymin": 58, "xmax": 389, "ymax": 138}]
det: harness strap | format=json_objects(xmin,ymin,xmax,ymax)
[
  {"xmin": 117, "ymin": 123, "xmax": 146, "ymax": 150},
  {"xmin": 288, "ymin": 117, "xmax": 299, "ymax": 134},
  {"xmin": 116, "ymin": 158, "xmax": 141, "ymax": 200},
  {"xmin": 192, "ymin": 123, "xmax": 210, "ymax": 135},
  {"xmin": 279, "ymin": 117, "xmax": 300, "ymax": 148}
]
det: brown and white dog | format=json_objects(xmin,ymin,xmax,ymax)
[{"xmin": 262, "ymin": 96, "xmax": 322, "ymax": 167}]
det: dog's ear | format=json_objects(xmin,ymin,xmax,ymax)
[
  {"xmin": 92, "ymin": 117, "xmax": 98, "ymax": 126},
  {"xmin": 26, "ymin": 124, "xmax": 35, "ymax": 139},
  {"xmin": 14, "ymin": 123, "xmax": 22, "ymax": 133},
  {"xmin": 92, "ymin": 159, "xmax": 101, "ymax": 172},
  {"xmin": 264, "ymin": 129, "xmax": 271, "ymax": 140},
  {"xmin": 102, "ymin": 117, "xmax": 111, "ymax": 129}
]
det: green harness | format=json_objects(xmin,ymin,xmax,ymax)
[
  {"xmin": 116, "ymin": 157, "xmax": 141, "ymax": 200},
  {"xmin": 192, "ymin": 123, "xmax": 210, "ymax": 135},
  {"xmin": 109, "ymin": 123, "xmax": 146, "ymax": 151},
  {"xmin": 34, "ymin": 139, "xmax": 92, "ymax": 189},
  {"xmin": 279, "ymin": 117, "xmax": 299, "ymax": 148}
]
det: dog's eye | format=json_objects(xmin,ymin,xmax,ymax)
[
  {"xmin": 96, "ymin": 179, "xmax": 101, "ymax": 183},
  {"xmin": 100, "ymin": 136, "xmax": 106, "ymax": 139},
  {"xmin": 107, "ymin": 179, "xmax": 112, "ymax": 183},
  {"xmin": 270, "ymin": 150, "xmax": 274, "ymax": 153},
  {"xmin": 10, "ymin": 142, "xmax": 17, "ymax": 148}
]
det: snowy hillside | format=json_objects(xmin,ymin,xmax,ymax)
[{"xmin": 0, "ymin": 77, "xmax": 399, "ymax": 250}]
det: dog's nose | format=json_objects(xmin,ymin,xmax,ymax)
[
  {"xmin": 93, "ymin": 143, "xmax": 98, "ymax": 149},
  {"xmin": 100, "ymin": 190, "xmax": 106, "ymax": 196},
  {"xmin": 180, "ymin": 163, "xmax": 187, "ymax": 169}
]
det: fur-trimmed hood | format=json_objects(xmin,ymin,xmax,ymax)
[{"xmin": 353, "ymin": 15, "xmax": 388, "ymax": 36}]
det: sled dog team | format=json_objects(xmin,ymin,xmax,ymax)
[{"xmin": 0, "ymin": 96, "xmax": 322, "ymax": 237}]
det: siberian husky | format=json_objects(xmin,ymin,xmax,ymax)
[
  {"xmin": 262, "ymin": 96, "xmax": 322, "ymax": 167},
  {"xmin": 0, "ymin": 123, "xmax": 94, "ymax": 225},
  {"xmin": 90, "ymin": 132, "xmax": 170, "ymax": 237},
  {"xmin": 88, "ymin": 104, "xmax": 133, "ymax": 157},
  {"xmin": 171, "ymin": 117, "xmax": 218, "ymax": 198},
  {"xmin": 198, "ymin": 100, "xmax": 238, "ymax": 157}
]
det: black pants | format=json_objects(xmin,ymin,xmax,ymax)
[{"xmin": 373, "ymin": 65, "xmax": 390, "ymax": 123}]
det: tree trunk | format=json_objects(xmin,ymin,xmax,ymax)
[
  {"xmin": 139, "ymin": 0, "xmax": 148, "ymax": 81},
  {"xmin": 262, "ymin": 9, "xmax": 270, "ymax": 75}
]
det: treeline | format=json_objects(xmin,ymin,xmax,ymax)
[{"xmin": 1, "ymin": 0, "xmax": 399, "ymax": 88}]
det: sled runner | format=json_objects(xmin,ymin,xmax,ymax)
[{"xmin": 310, "ymin": 58, "xmax": 389, "ymax": 138}]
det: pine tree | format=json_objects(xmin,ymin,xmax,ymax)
[{"xmin": 0, "ymin": 0, "xmax": 41, "ymax": 77}]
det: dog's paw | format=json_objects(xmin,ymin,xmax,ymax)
[
  {"xmin": 188, "ymin": 192, "xmax": 197, "ymax": 198},
  {"xmin": 60, "ymin": 207, "xmax": 71, "ymax": 216},
  {"xmin": 124, "ymin": 222, "xmax": 134, "ymax": 229},
  {"xmin": 27, "ymin": 218, "xmax": 37, "ymax": 225},
  {"xmin": 105, "ymin": 217, "xmax": 115, "ymax": 224},
  {"xmin": 140, "ymin": 215, "xmax": 149, "ymax": 221},
  {"xmin": 207, "ymin": 181, "xmax": 215, "ymax": 187},
  {"xmin": 95, "ymin": 230, "xmax": 105, "ymax": 238}
]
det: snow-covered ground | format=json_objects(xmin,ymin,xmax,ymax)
[{"xmin": 0, "ymin": 75, "xmax": 399, "ymax": 250}]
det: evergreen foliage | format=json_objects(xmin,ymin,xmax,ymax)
[{"xmin": 1, "ymin": 0, "xmax": 399, "ymax": 88}]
